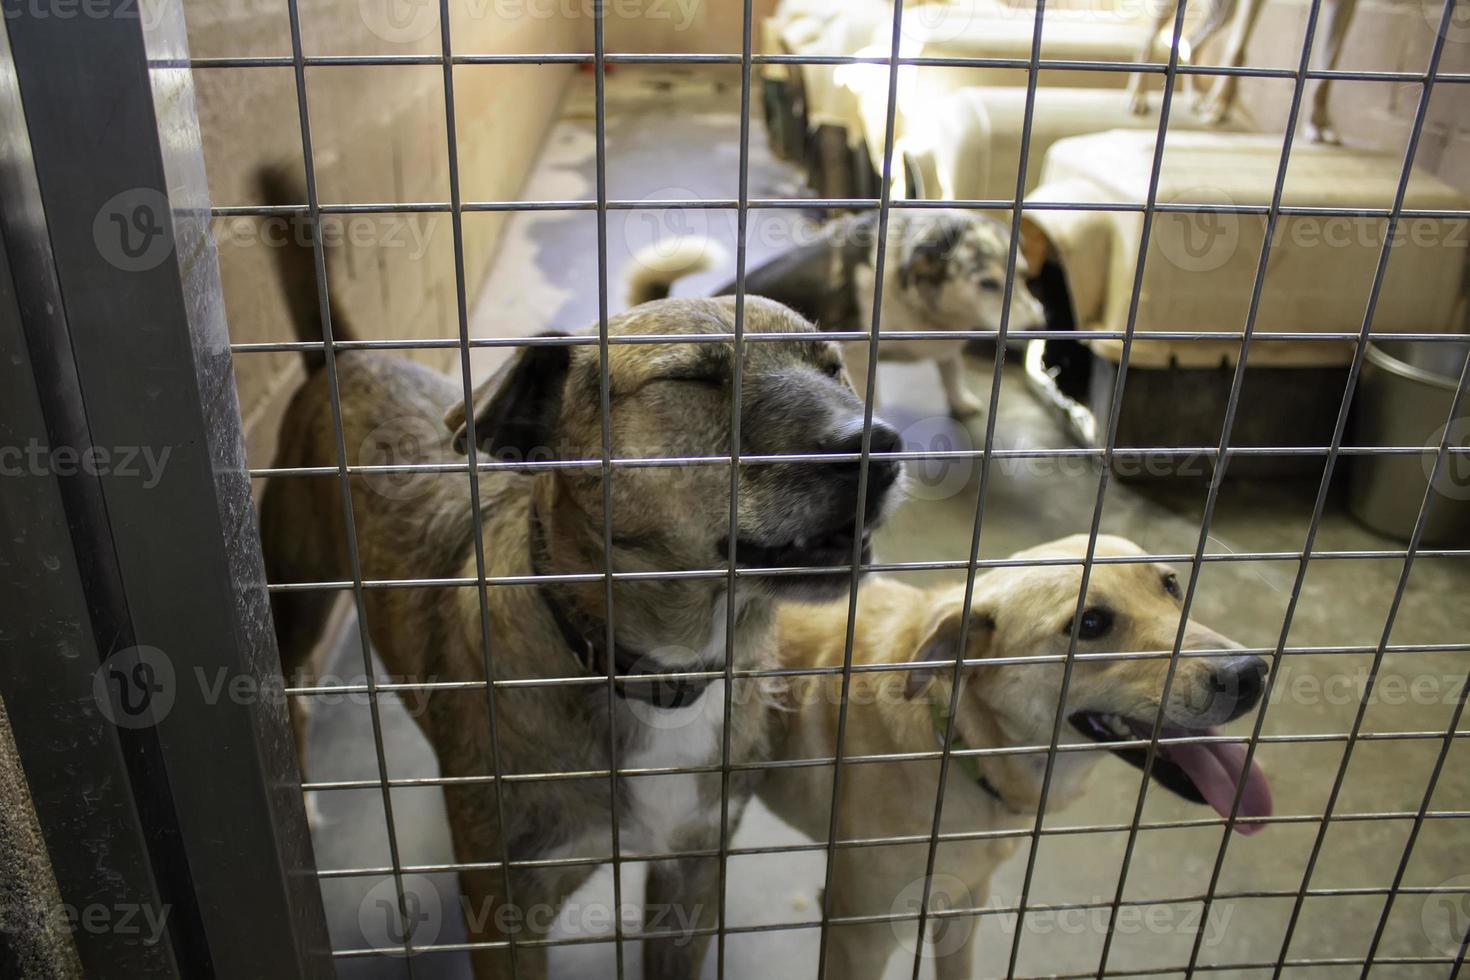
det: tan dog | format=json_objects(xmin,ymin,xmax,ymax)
[
  {"xmin": 255, "ymin": 169, "xmax": 903, "ymax": 979},
  {"xmin": 1125, "ymin": 0, "xmax": 1357, "ymax": 144},
  {"xmin": 760, "ymin": 535, "xmax": 1271, "ymax": 980}
]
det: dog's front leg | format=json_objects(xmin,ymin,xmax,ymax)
[
  {"xmin": 1305, "ymin": 0, "xmax": 1356, "ymax": 144},
  {"xmin": 818, "ymin": 851, "xmax": 903, "ymax": 980},
  {"xmin": 938, "ymin": 354, "xmax": 984, "ymax": 419},
  {"xmin": 1196, "ymin": 0, "xmax": 1266, "ymax": 125},
  {"xmin": 459, "ymin": 863, "xmax": 547, "ymax": 980},
  {"xmin": 932, "ymin": 885, "xmax": 987, "ymax": 980},
  {"xmin": 443, "ymin": 760, "xmax": 590, "ymax": 980},
  {"xmin": 643, "ymin": 854, "xmax": 718, "ymax": 979},
  {"xmin": 1127, "ymin": 0, "xmax": 1177, "ymax": 115}
]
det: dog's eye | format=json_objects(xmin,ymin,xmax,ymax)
[
  {"xmin": 661, "ymin": 375, "xmax": 724, "ymax": 388},
  {"xmin": 1162, "ymin": 572, "xmax": 1182, "ymax": 599},
  {"xmin": 979, "ymin": 277, "xmax": 1003, "ymax": 292},
  {"xmin": 1066, "ymin": 607, "xmax": 1113, "ymax": 641}
]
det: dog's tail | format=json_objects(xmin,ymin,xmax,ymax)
[
  {"xmin": 624, "ymin": 237, "xmax": 726, "ymax": 307},
  {"xmin": 255, "ymin": 164, "xmax": 353, "ymax": 372}
]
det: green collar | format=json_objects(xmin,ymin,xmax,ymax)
[{"xmin": 928, "ymin": 699, "xmax": 1008, "ymax": 806}]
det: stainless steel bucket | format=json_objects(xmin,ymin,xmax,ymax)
[{"xmin": 1349, "ymin": 339, "xmax": 1470, "ymax": 545}]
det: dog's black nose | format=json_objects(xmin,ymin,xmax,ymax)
[
  {"xmin": 1217, "ymin": 656, "xmax": 1268, "ymax": 722},
  {"xmin": 825, "ymin": 418, "xmax": 902, "ymax": 497}
]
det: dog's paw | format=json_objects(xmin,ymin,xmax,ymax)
[
  {"xmin": 948, "ymin": 391, "xmax": 986, "ymax": 419},
  {"xmin": 1127, "ymin": 87, "xmax": 1151, "ymax": 116},
  {"xmin": 1196, "ymin": 94, "xmax": 1234, "ymax": 127},
  {"xmin": 1306, "ymin": 121, "xmax": 1342, "ymax": 146}
]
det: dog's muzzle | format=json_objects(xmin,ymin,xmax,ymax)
[
  {"xmin": 1069, "ymin": 656, "xmax": 1273, "ymax": 833},
  {"xmin": 723, "ymin": 417, "xmax": 901, "ymax": 593}
]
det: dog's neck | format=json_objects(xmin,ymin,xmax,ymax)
[
  {"xmin": 529, "ymin": 476, "xmax": 772, "ymax": 665},
  {"xmin": 924, "ymin": 697, "xmax": 1016, "ymax": 812},
  {"xmin": 872, "ymin": 678, "xmax": 1030, "ymax": 820}
]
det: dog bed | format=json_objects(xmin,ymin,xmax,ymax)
[
  {"xmin": 835, "ymin": 8, "xmax": 1168, "ymax": 193},
  {"xmin": 1023, "ymin": 130, "xmax": 1469, "ymax": 471},
  {"xmin": 923, "ymin": 87, "xmax": 1251, "ymax": 205},
  {"xmin": 1028, "ymin": 130, "xmax": 1468, "ymax": 359}
]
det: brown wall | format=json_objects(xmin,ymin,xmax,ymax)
[{"xmin": 189, "ymin": 0, "xmax": 778, "ymax": 469}]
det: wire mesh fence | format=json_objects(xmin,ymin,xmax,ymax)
[{"xmin": 193, "ymin": 0, "xmax": 1470, "ymax": 975}]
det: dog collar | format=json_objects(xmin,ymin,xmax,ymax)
[
  {"xmin": 527, "ymin": 503, "xmax": 713, "ymax": 710},
  {"xmin": 928, "ymin": 699, "xmax": 1010, "ymax": 807}
]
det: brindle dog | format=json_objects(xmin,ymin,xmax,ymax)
[{"xmin": 256, "ymin": 169, "xmax": 903, "ymax": 979}]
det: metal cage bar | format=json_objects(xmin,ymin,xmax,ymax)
[
  {"xmin": 912, "ymin": 0, "xmax": 1069, "ymax": 972},
  {"xmin": 1094, "ymin": 0, "xmax": 1335, "ymax": 969},
  {"xmin": 813, "ymin": 0, "xmax": 909, "ymax": 973},
  {"xmin": 715, "ymin": 2, "xmax": 758, "ymax": 977},
  {"xmin": 281, "ymin": 0, "xmax": 419, "ymax": 962},
  {"xmin": 1001, "ymin": 0, "xmax": 1195, "ymax": 961},
  {"xmin": 437, "ymin": 0, "xmax": 526, "ymax": 973},
  {"xmin": 2, "ymin": 1, "xmax": 332, "ymax": 975},
  {"xmin": 591, "ymin": 7, "xmax": 629, "ymax": 976}
]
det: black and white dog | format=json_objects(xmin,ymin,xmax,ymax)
[{"xmin": 627, "ymin": 209, "xmax": 1046, "ymax": 418}]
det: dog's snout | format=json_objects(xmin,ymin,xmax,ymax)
[
  {"xmin": 825, "ymin": 418, "xmax": 902, "ymax": 496},
  {"xmin": 1216, "ymin": 656, "xmax": 1268, "ymax": 722},
  {"xmin": 824, "ymin": 418, "xmax": 901, "ymax": 458}
]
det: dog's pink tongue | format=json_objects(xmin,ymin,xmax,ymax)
[{"xmin": 1168, "ymin": 732, "xmax": 1272, "ymax": 834}]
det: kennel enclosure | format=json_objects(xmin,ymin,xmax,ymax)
[{"xmin": 1, "ymin": 0, "xmax": 1469, "ymax": 977}]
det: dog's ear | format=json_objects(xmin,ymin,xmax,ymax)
[
  {"xmin": 898, "ymin": 220, "xmax": 963, "ymax": 290},
  {"xmin": 905, "ymin": 604, "xmax": 994, "ymax": 700},
  {"xmin": 444, "ymin": 332, "xmax": 572, "ymax": 458},
  {"xmin": 1019, "ymin": 216, "xmax": 1053, "ymax": 277}
]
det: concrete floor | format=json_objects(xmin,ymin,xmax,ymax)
[{"xmin": 305, "ymin": 68, "xmax": 1470, "ymax": 980}]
